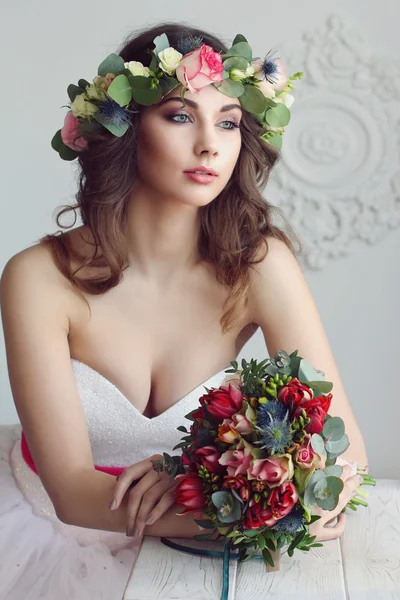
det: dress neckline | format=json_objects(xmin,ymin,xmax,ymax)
[{"xmin": 70, "ymin": 358, "xmax": 230, "ymax": 422}]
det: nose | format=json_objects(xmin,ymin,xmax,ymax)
[{"xmin": 193, "ymin": 122, "xmax": 219, "ymax": 157}]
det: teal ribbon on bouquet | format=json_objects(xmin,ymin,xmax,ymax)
[{"xmin": 160, "ymin": 537, "xmax": 264, "ymax": 600}]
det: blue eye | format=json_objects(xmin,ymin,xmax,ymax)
[{"xmin": 168, "ymin": 113, "xmax": 239, "ymax": 130}]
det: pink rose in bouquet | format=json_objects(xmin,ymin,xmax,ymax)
[
  {"xmin": 247, "ymin": 454, "xmax": 294, "ymax": 488},
  {"xmin": 295, "ymin": 434, "xmax": 326, "ymax": 470},
  {"xmin": 175, "ymin": 44, "xmax": 224, "ymax": 93},
  {"xmin": 152, "ymin": 349, "xmax": 375, "ymax": 578}
]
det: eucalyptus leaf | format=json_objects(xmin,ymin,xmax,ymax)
[
  {"xmin": 239, "ymin": 85, "xmax": 267, "ymax": 114},
  {"xmin": 131, "ymin": 85, "xmax": 163, "ymax": 105},
  {"xmin": 232, "ymin": 34, "xmax": 248, "ymax": 45},
  {"xmin": 152, "ymin": 33, "xmax": 170, "ymax": 57},
  {"xmin": 107, "ymin": 74, "xmax": 132, "ymax": 107},
  {"xmin": 215, "ymin": 78, "xmax": 244, "ymax": 98},
  {"xmin": 323, "ymin": 465, "xmax": 343, "ymax": 478},
  {"xmin": 159, "ymin": 75, "xmax": 180, "ymax": 96},
  {"xmin": 211, "ymin": 491, "xmax": 232, "ymax": 509},
  {"xmin": 92, "ymin": 112, "xmax": 129, "ymax": 137},
  {"xmin": 223, "ymin": 41, "xmax": 253, "ymax": 63},
  {"xmin": 322, "ymin": 417, "xmax": 345, "ymax": 441},
  {"xmin": 264, "ymin": 133, "xmax": 283, "ymax": 150},
  {"xmin": 310, "ymin": 434, "xmax": 325, "ymax": 454},
  {"xmin": 223, "ymin": 56, "xmax": 249, "ymax": 72},
  {"xmin": 307, "ymin": 380, "xmax": 333, "ymax": 394},
  {"xmin": 97, "ymin": 53, "xmax": 125, "ymax": 77},
  {"xmin": 303, "ymin": 481, "xmax": 317, "ymax": 506},
  {"xmin": 265, "ymin": 104, "xmax": 291, "ymax": 128},
  {"xmin": 325, "ymin": 434, "xmax": 350, "ymax": 455}
]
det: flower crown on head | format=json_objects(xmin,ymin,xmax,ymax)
[{"xmin": 52, "ymin": 33, "xmax": 305, "ymax": 161}]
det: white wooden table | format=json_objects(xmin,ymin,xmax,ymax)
[{"xmin": 123, "ymin": 479, "xmax": 400, "ymax": 600}]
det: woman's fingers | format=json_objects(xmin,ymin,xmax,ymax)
[
  {"xmin": 109, "ymin": 458, "xmax": 160, "ymax": 510},
  {"xmin": 125, "ymin": 469, "xmax": 163, "ymax": 536},
  {"xmin": 135, "ymin": 484, "xmax": 177, "ymax": 535},
  {"xmin": 316, "ymin": 513, "xmax": 347, "ymax": 542}
]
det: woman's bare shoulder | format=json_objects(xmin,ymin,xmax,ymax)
[{"xmin": 1, "ymin": 229, "xmax": 87, "ymax": 319}]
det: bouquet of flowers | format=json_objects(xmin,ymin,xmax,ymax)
[{"xmin": 152, "ymin": 350, "xmax": 375, "ymax": 587}]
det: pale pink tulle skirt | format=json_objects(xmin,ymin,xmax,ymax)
[{"xmin": 0, "ymin": 424, "xmax": 141, "ymax": 600}]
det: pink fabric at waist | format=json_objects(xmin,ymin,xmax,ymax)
[{"xmin": 21, "ymin": 431, "xmax": 125, "ymax": 477}]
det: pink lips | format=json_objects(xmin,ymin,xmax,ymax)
[
  {"xmin": 184, "ymin": 166, "xmax": 217, "ymax": 176},
  {"xmin": 184, "ymin": 172, "xmax": 216, "ymax": 184}
]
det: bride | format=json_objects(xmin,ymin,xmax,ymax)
[{"xmin": 0, "ymin": 21, "xmax": 368, "ymax": 600}]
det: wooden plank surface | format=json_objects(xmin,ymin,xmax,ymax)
[{"xmin": 123, "ymin": 479, "xmax": 400, "ymax": 600}]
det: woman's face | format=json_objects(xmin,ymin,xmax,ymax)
[{"xmin": 135, "ymin": 83, "xmax": 243, "ymax": 206}]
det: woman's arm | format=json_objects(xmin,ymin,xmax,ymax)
[
  {"xmin": 58, "ymin": 467, "xmax": 205, "ymax": 538},
  {"xmin": 247, "ymin": 237, "xmax": 369, "ymax": 470},
  {"xmin": 0, "ymin": 248, "xmax": 205, "ymax": 538}
]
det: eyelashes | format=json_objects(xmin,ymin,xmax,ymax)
[{"xmin": 167, "ymin": 113, "xmax": 240, "ymax": 130}]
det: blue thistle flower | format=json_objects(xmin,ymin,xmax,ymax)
[
  {"xmin": 255, "ymin": 411, "xmax": 294, "ymax": 455},
  {"xmin": 176, "ymin": 35, "xmax": 204, "ymax": 55},
  {"xmin": 261, "ymin": 49, "xmax": 282, "ymax": 85},
  {"xmin": 271, "ymin": 506, "xmax": 306, "ymax": 536},
  {"xmin": 98, "ymin": 96, "xmax": 131, "ymax": 127},
  {"xmin": 257, "ymin": 400, "xmax": 288, "ymax": 427}
]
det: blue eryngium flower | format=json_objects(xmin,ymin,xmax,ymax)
[
  {"xmin": 176, "ymin": 35, "xmax": 204, "ymax": 55},
  {"xmin": 257, "ymin": 400, "xmax": 288, "ymax": 426},
  {"xmin": 271, "ymin": 506, "xmax": 306, "ymax": 536},
  {"xmin": 262, "ymin": 49, "xmax": 281, "ymax": 85},
  {"xmin": 255, "ymin": 410, "xmax": 294, "ymax": 455},
  {"xmin": 98, "ymin": 96, "xmax": 131, "ymax": 127}
]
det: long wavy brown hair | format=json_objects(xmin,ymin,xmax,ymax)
[{"xmin": 39, "ymin": 21, "xmax": 302, "ymax": 334}]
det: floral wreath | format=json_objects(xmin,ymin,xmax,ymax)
[{"xmin": 52, "ymin": 33, "xmax": 305, "ymax": 161}]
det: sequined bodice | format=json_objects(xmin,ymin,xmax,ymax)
[{"xmin": 70, "ymin": 358, "xmax": 229, "ymax": 466}]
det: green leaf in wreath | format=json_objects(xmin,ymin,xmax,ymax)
[
  {"xmin": 264, "ymin": 103, "xmax": 291, "ymax": 128},
  {"xmin": 131, "ymin": 83, "xmax": 163, "ymax": 105},
  {"xmin": 232, "ymin": 34, "xmax": 248, "ymax": 45},
  {"xmin": 58, "ymin": 141, "xmax": 79, "ymax": 161},
  {"xmin": 92, "ymin": 114, "xmax": 129, "ymax": 137},
  {"xmin": 67, "ymin": 84, "xmax": 85, "ymax": 103},
  {"xmin": 215, "ymin": 78, "xmax": 244, "ymax": 98},
  {"xmin": 222, "ymin": 41, "xmax": 253, "ymax": 63},
  {"xmin": 78, "ymin": 78, "xmax": 91, "ymax": 90},
  {"xmin": 159, "ymin": 75, "xmax": 180, "ymax": 97},
  {"xmin": 223, "ymin": 56, "xmax": 249, "ymax": 72},
  {"xmin": 107, "ymin": 74, "xmax": 132, "ymax": 107},
  {"xmin": 51, "ymin": 129, "xmax": 63, "ymax": 152},
  {"xmin": 97, "ymin": 53, "xmax": 125, "ymax": 77},
  {"xmin": 152, "ymin": 33, "xmax": 170, "ymax": 57},
  {"xmin": 239, "ymin": 84, "xmax": 267, "ymax": 114}
]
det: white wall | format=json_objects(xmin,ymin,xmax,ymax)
[{"xmin": 1, "ymin": 1, "xmax": 399, "ymax": 478}]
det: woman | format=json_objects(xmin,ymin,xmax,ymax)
[{"xmin": 0, "ymin": 21, "xmax": 368, "ymax": 600}]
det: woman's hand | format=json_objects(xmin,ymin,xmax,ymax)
[
  {"xmin": 309, "ymin": 463, "xmax": 363, "ymax": 542},
  {"xmin": 109, "ymin": 454, "xmax": 177, "ymax": 538}
]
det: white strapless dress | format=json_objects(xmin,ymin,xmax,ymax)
[{"xmin": 0, "ymin": 358, "xmax": 229, "ymax": 600}]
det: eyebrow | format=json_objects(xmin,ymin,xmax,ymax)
[{"xmin": 160, "ymin": 97, "xmax": 243, "ymax": 113}]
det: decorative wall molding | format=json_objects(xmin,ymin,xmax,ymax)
[{"xmin": 270, "ymin": 13, "xmax": 400, "ymax": 269}]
